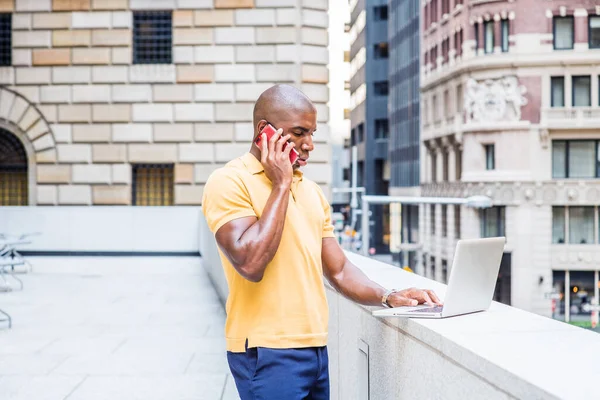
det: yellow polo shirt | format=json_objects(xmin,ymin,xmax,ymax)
[{"xmin": 202, "ymin": 152, "xmax": 336, "ymax": 352}]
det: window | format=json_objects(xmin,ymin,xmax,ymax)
[
  {"xmin": 430, "ymin": 205, "xmax": 436, "ymax": 235},
  {"xmin": 343, "ymin": 50, "xmax": 350, "ymax": 62},
  {"xmin": 442, "ymin": 149, "xmax": 449, "ymax": 181},
  {"xmin": 569, "ymin": 207, "xmax": 594, "ymax": 244},
  {"xmin": 133, "ymin": 11, "xmax": 173, "ymax": 64},
  {"xmin": 474, "ymin": 23, "xmax": 479, "ymax": 54},
  {"xmin": 552, "ymin": 140, "xmax": 599, "ymax": 179},
  {"xmin": 442, "ymin": 38, "xmax": 449, "ymax": 64},
  {"xmin": 431, "ymin": 0, "xmax": 438, "ymax": 24},
  {"xmin": 442, "ymin": 205, "xmax": 447, "ymax": 237},
  {"xmin": 374, "ymin": 80, "xmax": 389, "ymax": 96},
  {"xmin": 431, "ymin": 151, "xmax": 437, "ymax": 182},
  {"xmin": 590, "ymin": 16, "xmax": 600, "ymax": 48},
  {"xmin": 481, "ymin": 206, "xmax": 505, "ymax": 238},
  {"xmin": 441, "ymin": 0, "xmax": 449, "ymax": 16},
  {"xmin": 485, "ymin": 144, "xmax": 495, "ymax": 170},
  {"xmin": 132, "ymin": 164, "xmax": 174, "ymax": 206},
  {"xmin": 0, "ymin": 129, "xmax": 27, "ymax": 206},
  {"xmin": 455, "ymin": 29, "xmax": 463, "ymax": 57},
  {"xmin": 553, "ymin": 16, "xmax": 574, "ymax": 50},
  {"xmin": 357, "ymin": 123, "xmax": 364, "ymax": 142},
  {"xmin": 441, "ymin": 259, "xmax": 448, "ymax": 283},
  {"xmin": 0, "ymin": 14, "xmax": 11, "ymax": 66},
  {"xmin": 484, "ymin": 21, "xmax": 494, "ymax": 54},
  {"xmin": 552, "ymin": 207, "xmax": 566, "ymax": 244},
  {"xmin": 572, "ymin": 76, "xmax": 591, "ymax": 107},
  {"xmin": 551, "ymin": 77, "xmax": 565, "ymax": 107},
  {"xmin": 375, "ymin": 119, "xmax": 389, "ymax": 139},
  {"xmin": 501, "ymin": 19, "xmax": 509, "ymax": 52},
  {"xmin": 455, "ymin": 147, "xmax": 462, "ymax": 180},
  {"xmin": 374, "ymin": 42, "xmax": 389, "ymax": 59},
  {"xmin": 373, "ymin": 5, "xmax": 388, "ymax": 21},
  {"xmin": 455, "ymin": 205, "xmax": 461, "ymax": 239}
]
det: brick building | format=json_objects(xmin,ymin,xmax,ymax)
[
  {"xmin": 0, "ymin": 0, "xmax": 330, "ymax": 207},
  {"xmin": 420, "ymin": 0, "xmax": 600, "ymax": 323}
]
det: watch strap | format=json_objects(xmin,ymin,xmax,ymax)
[{"xmin": 381, "ymin": 288, "xmax": 398, "ymax": 308}]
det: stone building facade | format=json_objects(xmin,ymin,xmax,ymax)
[
  {"xmin": 421, "ymin": 0, "xmax": 600, "ymax": 322},
  {"xmin": 0, "ymin": 0, "xmax": 331, "ymax": 207}
]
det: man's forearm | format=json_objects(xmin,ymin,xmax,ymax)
[
  {"xmin": 328, "ymin": 260, "xmax": 387, "ymax": 306},
  {"xmin": 236, "ymin": 185, "xmax": 290, "ymax": 281}
]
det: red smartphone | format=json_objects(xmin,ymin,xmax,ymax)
[{"xmin": 254, "ymin": 124, "xmax": 299, "ymax": 165}]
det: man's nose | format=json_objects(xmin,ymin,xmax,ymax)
[{"xmin": 301, "ymin": 136, "xmax": 314, "ymax": 152}]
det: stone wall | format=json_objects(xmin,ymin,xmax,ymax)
[{"xmin": 1, "ymin": 0, "xmax": 331, "ymax": 205}]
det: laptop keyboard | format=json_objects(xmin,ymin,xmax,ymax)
[{"xmin": 408, "ymin": 305, "xmax": 443, "ymax": 313}]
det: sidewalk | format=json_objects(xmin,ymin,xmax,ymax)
[{"xmin": 0, "ymin": 256, "xmax": 238, "ymax": 400}]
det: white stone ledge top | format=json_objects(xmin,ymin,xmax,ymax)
[{"xmin": 342, "ymin": 251, "xmax": 600, "ymax": 400}]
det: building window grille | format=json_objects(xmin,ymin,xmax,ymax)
[
  {"xmin": 133, "ymin": 11, "xmax": 172, "ymax": 64},
  {"xmin": 0, "ymin": 129, "xmax": 27, "ymax": 206},
  {"xmin": 132, "ymin": 164, "xmax": 174, "ymax": 206}
]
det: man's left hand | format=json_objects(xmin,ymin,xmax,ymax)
[{"xmin": 387, "ymin": 288, "xmax": 443, "ymax": 308}]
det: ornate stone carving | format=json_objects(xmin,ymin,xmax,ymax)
[
  {"xmin": 539, "ymin": 129, "xmax": 549, "ymax": 149},
  {"xmin": 464, "ymin": 76, "xmax": 528, "ymax": 123}
]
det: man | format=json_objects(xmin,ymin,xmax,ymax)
[{"xmin": 202, "ymin": 85, "xmax": 441, "ymax": 399}]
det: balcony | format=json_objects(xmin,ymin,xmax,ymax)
[
  {"xmin": 199, "ymin": 213, "xmax": 600, "ymax": 400},
  {"xmin": 541, "ymin": 107, "xmax": 600, "ymax": 129}
]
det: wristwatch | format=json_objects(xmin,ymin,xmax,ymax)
[{"xmin": 381, "ymin": 288, "xmax": 398, "ymax": 308}]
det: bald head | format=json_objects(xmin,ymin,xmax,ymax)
[{"xmin": 252, "ymin": 85, "xmax": 316, "ymax": 138}]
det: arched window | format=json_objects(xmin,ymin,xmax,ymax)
[{"xmin": 0, "ymin": 128, "xmax": 28, "ymax": 205}]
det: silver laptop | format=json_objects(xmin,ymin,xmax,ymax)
[{"xmin": 373, "ymin": 237, "xmax": 506, "ymax": 319}]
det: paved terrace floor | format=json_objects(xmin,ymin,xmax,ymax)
[{"xmin": 0, "ymin": 256, "xmax": 239, "ymax": 400}]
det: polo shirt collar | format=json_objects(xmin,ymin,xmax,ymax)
[{"xmin": 241, "ymin": 152, "xmax": 303, "ymax": 181}]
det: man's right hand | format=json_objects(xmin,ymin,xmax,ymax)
[{"xmin": 259, "ymin": 128, "xmax": 295, "ymax": 189}]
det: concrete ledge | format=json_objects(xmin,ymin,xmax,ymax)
[{"xmin": 198, "ymin": 212, "xmax": 600, "ymax": 400}]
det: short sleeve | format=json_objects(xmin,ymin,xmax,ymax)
[
  {"xmin": 202, "ymin": 169, "xmax": 257, "ymax": 234},
  {"xmin": 314, "ymin": 183, "xmax": 336, "ymax": 239}
]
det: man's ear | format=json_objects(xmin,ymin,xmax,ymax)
[{"xmin": 255, "ymin": 120, "xmax": 268, "ymax": 139}]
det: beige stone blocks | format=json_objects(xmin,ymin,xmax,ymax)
[
  {"xmin": 93, "ymin": 185, "xmax": 130, "ymax": 205},
  {"xmin": 111, "ymin": 164, "xmax": 130, "ymax": 184},
  {"xmin": 302, "ymin": 9, "xmax": 327, "ymax": 28},
  {"xmin": 37, "ymin": 185, "xmax": 57, "ymax": 205},
  {"xmin": 215, "ymin": 27, "xmax": 254, "ymax": 45},
  {"xmin": 301, "ymin": 64, "xmax": 328, "ymax": 83},
  {"xmin": 36, "ymin": 148, "xmax": 58, "ymax": 163},
  {"xmin": 58, "ymin": 185, "xmax": 91, "ymax": 204},
  {"xmin": 92, "ymin": 144, "xmax": 126, "ymax": 162},
  {"xmin": 195, "ymin": 46, "xmax": 234, "ymax": 63},
  {"xmin": 215, "ymin": 64, "xmax": 254, "ymax": 82},
  {"xmin": 53, "ymin": 0, "xmax": 90, "ymax": 11},
  {"xmin": 194, "ymin": 83, "xmax": 234, "ymax": 102},
  {"xmin": 132, "ymin": 104, "xmax": 173, "ymax": 122},
  {"xmin": 235, "ymin": 45, "xmax": 274, "ymax": 63},
  {"xmin": 215, "ymin": 0, "xmax": 254, "ymax": 8},
  {"xmin": 153, "ymin": 84, "xmax": 193, "ymax": 103},
  {"xmin": 302, "ymin": 27, "xmax": 328, "ymax": 46},
  {"xmin": 215, "ymin": 143, "xmax": 248, "ymax": 162},
  {"xmin": 50, "ymin": 124, "xmax": 72, "ymax": 143},
  {"xmin": 57, "ymin": 143, "xmax": 92, "ymax": 162},
  {"xmin": 215, "ymin": 103, "xmax": 253, "ymax": 122},
  {"xmin": 37, "ymin": 165, "xmax": 71, "ymax": 183},
  {"xmin": 256, "ymin": 0, "xmax": 294, "ymax": 6},
  {"xmin": 128, "ymin": 144, "xmax": 177, "ymax": 163},
  {"xmin": 16, "ymin": 0, "xmax": 51, "ymax": 12},
  {"xmin": 13, "ymin": 31, "xmax": 51, "ymax": 48},
  {"xmin": 194, "ymin": 122, "xmax": 234, "ymax": 142},
  {"xmin": 92, "ymin": 66, "xmax": 128, "ymax": 83},
  {"xmin": 33, "ymin": 12, "xmax": 71, "ymax": 29},
  {"xmin": 34, "ymin": 134, "xmax": 55, "ymax": 152},
  {"xmin": 72, "ymin": 164, "xmax": 111, "ymax": 183},
  {"xmin": 90, "ymin": 29, "xmax": 130, "ymax": 46},
  {"xmin": 58, "ymin": 104, "xmax": 91, "ymax": 122},
  {"xmin": 174, "ymin": 104, "xmax": 213, "ymax": 122},
  {"xmin": 173, "ymin": 10, "xmax": 193, "ymax": 27},
  {"xmin": 174, "ymin": 164, "xmax": 194, "ymax": 183},
  {"xmin": 194, "ymin": 10, "xmax": 233, "ymax": 26},
  {"xmin": 111, "ymin": 48, "xmax": 131, "ymax": 64},
  {"xmin": 176, "ymin": 65, "xmax": 214, "ymax": 83},
  {"xmin": 235, "ymin": 9, "xmax": 275, "ymax": 26},
  {"xmin": 73, "ymin": 48, "xmax": 111, "ymax": 65},
  {"xmin": 112, "ymin": 123, "xmax": 152, "ymax": 142},
  {"xmin": 111, "ymin": 11, "xmax": 131, "ymax": 28},
  {"xmin": 12, "ymin": 49, "xmax": 32, "ymax": 66},
  {"xmin": 129, "ymin": 65, "xmax": 176, "ymax": 83},
  {"xmin": 52, "ymin": 66, "xmax": 91, "ymax": 84},
  {"xmin": 92, "ymin": 104, "xmax": 131, "ymax": 122},
  {"xmin": 179, "ymin": 143, "xmax": 214, "ymax": 162},
  {"xmin": 53, "ymin": 30, "xmax": 91, "ymax": 47},
  {"xmin": 195, "ymin": 164, "xmax": 222, "ymax": 183},
  {"xmin": 72, "ymin": 123, "xmax": 110, "ymax": 142},
  {"xmin": 175, "ymin": 185, "xmax": 204, "ymax": 205},
  {"xmin": 92, "ymin": 0, "xmax": 127, "ymax": 10},
  {"xmin": 256, "ymin": 27, "xmax": 295, "ymax": 44},
  {"xmin": 234, "ymin": 83, "xmax": 271, "ymax": 101},
  {"xmin": 112, "ymin": 84, "xmax": 151, "ymax": 102},
  {"xmin": 0, "ymin": 0, "xmax": 14, "ymax": 11},
  {"xmin": 154, "ymin": 123, "xmax": 194, "ymax": 142},
  {"xmin": 174, "ymin": 28, "xmax": 213, "ymax": 45},
  {"xmin": 72, "ymin": 84, "xmax": 111, "ymax": 102},
  {"xmin": 71, "ymin": 11, "xmax": 111, "ymax": 29},
  {"xmin": 256, "ymin": 64, "xmax": 296, "ymax": 82},
  {"xmin": 129, "ymin": 0, "xmax": 175, "ymax": 9}
]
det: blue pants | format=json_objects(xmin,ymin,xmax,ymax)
[{"xmin": 227, "ymin": 344, "xmax": 330, "ymax": 400}]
